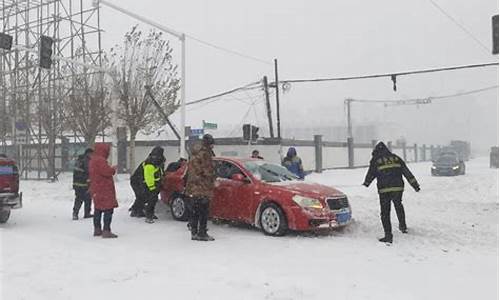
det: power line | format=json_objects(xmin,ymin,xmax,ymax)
[
  {"xmin": 186, "ymin": 80, "xmax": 262, "ymax": 106},
  {"xmin": 349, "ymin": 84, "xmax": 498, "ymax": 104},
  {"xmin": 186, "ymin": 34, "xmax": 272, "ymax": 66},
  {"xmin": 428, "ymin": 0, "xmax": 491, "ymax": 54},
  {"xmin": 280, "ymin": 62, "xmax": 499, "ymax": 84}
]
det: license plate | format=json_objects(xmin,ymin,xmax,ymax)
[{"xmin": 336, "ymin": 212, "xmax": 351, "ymax": 224}]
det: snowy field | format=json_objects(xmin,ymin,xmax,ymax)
[{"xmin": 1, "ymin": 157, "xmax": 498, "ymax": 300}]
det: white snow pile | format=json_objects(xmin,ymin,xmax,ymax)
[{"xmin": 1, "ymin": 157, "xmax": 498, "ymax": 300}]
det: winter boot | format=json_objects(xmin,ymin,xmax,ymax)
[
  {"xmin": 197, "ymin": 232, "xmax": 215, "ymax": 241},
  {"xmin": 378, "ymin": 234, "xmax": 393, "ymax": 244},
  {"xmin": 145, "ymin": 217, "xmax": 155, "ymax": 224},
  {"xmin": 102, "ymin": 230, "xmax": 118, "ymax": 238},
  {"xmin": 399, "ymin": 225, "xmax": 408, "ymax": 234},
  {"xmin": 72, "ymin": 213, "xmax": 78, "ymax": 221},
  {"xmin": 152, "ymin": 214, "xmax": 159, "ymax": 220},
  {"xmin": 83, "ymin": 214, "xmax": 94, "ymax": 219},
  {"xmin": 93, "ymin": 227, "xmax": 102, "ymax": 237}
]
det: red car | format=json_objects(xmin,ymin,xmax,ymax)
[
  {"xmin": 0, "ymin": 156, "xmax": 22, "ymax": 223},
  {"xmin": 161, "ymin": 157, "xmax": 352, "ymax": 236}
]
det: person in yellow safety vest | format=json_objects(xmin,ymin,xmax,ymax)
[
  {"xmin": 363, "ymin": 142, "xmax": 420, "ymax": 244},
  {"xmin": 129, "ymin": 146, "xmax": 166, "ymax": 223}
]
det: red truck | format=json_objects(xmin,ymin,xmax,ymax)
[{"xmin": 0, "ymin": 156, "xmax": 22, "ymax": 223}]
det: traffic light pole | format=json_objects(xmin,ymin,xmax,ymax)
[{"xmin": 94, "ymin": 0, "xmax": 187, "ymax": 158}]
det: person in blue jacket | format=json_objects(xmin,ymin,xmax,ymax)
[{"xmin": 282, "ymin": 147, "xmax": 305, "ymax": 179}]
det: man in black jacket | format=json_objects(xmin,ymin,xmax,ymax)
[
  {"xmin": 363, "ymin": 142, "xmax": 420, "ymax": 243},
  {"xmin": 72, "ymin": 148, "xmax": 94, "ymax": 220},
  {"xmin": 129, "ymin": 146, "xmax": 166, "ymax": 223}
]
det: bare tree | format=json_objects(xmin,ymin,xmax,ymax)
[
  {"xmin": 109, "ymin": 26, "xmax": 180, "ymax": 171},
  {"xmin": 63, "ymin": 71, "xmax": 112, "ymax": 146}
]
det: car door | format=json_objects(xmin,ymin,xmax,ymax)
[{"xmin": 212, "ymin": 160, "xmax": 255, "ymax": 223}]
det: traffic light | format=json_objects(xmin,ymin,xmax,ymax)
[
  {"xmin": 493, "ymin": 15, "xmax": 499, "ymax": 55},
  {"xmin": 0, "ymin": 33, "xmax": 13, "ymax": 50},
  {"xmin": 39, "ymin": 35, "xmax": 53, "ymax": 69},
  {"xmin": 242, "ymin": 124, "xmax": 259, "ymax": 141},
  {"xmin": 251, "ymin": 125, "xmax": 259, "ymax": 140},
  {"xmin": 243, "ymin": 124, "xmax": 251, "ymax": 141}
]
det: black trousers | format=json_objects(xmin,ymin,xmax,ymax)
[
  {"xmin": 379, "ymin": 191, "xmax": 406, "ymax": 236},
  {"xmin": 144, "ymin": 192, "xmax": 158, "ymax": 219},
  {"xmin": 130, "ymin": 183, "xmax": 146, "ymax": 213},
  {"xmin": 93, "ymin": 209, "xmax": 114, "ymax": 231},
  {"xmin": 189, "ymin": 197, "xmax": 209, "ymax": 235},
  {"xmin": 73, "ymin": 188, "xmax": 92, "ymax": 216}
]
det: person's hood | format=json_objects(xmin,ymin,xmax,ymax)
[
  {"xmin": 147, "ymin": 146, "xmax": 165, "ymax": 165},
  {"xmin": 94, "ymin": 143, "xmax": 110, "ymax": 159},
  {"xmin": 286, "ymin": 147, "xmax": 297, "ymax": 158},
  {"xmin": 149, "ymin": 146, "xmax": 164, "ymax": 157},
  {"xmin": 372, "ymin": 142, "xmax": 390, "ymax": 157}
]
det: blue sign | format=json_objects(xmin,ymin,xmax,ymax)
[{"xmin": 190, "ymin": 128, "xmax": 204, "ymax": 136}]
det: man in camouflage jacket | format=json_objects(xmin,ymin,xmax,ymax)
[{"xmin": 185, "ymin": 134, "xmax": 216, "ymax": 241}]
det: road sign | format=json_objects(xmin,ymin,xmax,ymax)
[
  {"xmin": 190, "ymin": 128, "xmax": 204, "ymax": 136},
  {"xmin": 15, "ymin": 120, "xmax": 27, "ymax": 131},
  {"xmin": 202, "ymin": 120, "xmax": 217, "ymax": 130}
]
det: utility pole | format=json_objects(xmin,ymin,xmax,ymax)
[
  {"xmin": 345, "ymin": 98, "xmax": 353, "ymax": 139},
  {"xmin": 274, "ymin": 58, "xmax": 281, "ymax": 139},
  {"xmin": 93, "ymin": 0, "xmax": 187, "ymax": 158},
  {"xmin": 263, "ymin": 76, "xmax": 274, "ymax": 138}
]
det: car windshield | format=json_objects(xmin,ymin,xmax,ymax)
[
  {"xmin": 436, "ymin": 156, "xmax": 458, "ymax": 164},
  {"xmin": 243, "ymin": 160, "xmax": 299, "ymax": 183}
]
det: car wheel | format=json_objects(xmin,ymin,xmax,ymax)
[
  {"xmin": 259, "ymin": 203, "xmax": 288, "ymax": 236},
  {"xmin": 170, "ymin": 195, "xmax": 189, "ymax": 221},
  {"xmin": 0, "ymin": 208, "xmax": 11, "ymax": 224}
]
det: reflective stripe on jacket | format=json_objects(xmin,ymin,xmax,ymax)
[{"xmin": 364, "ymin": 153, "xmax": 420, "ymax": 194}]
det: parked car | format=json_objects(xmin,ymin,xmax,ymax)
[
  {"xmin": 0, "ymin": 156, "xmax": 22, "ymax": 223},
  {"xmin": 431, "ymin": 152, "xmax": 465, "ymax": 176},
  {"xmin": 161, "ymin": 157, "xmax": 352, "ymax": 236}
]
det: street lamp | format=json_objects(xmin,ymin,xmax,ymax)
[{"xmin": 93, "ymin": 0, "xmax": 187, "ymax": 158}]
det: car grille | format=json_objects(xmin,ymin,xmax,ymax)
[{"xmin": 326, "ymin": 197, "xmax": 349, "ymax": 210}]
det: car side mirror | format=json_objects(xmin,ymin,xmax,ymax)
[{"xmin": 231, "ymin": 173, "xmax": 250, "ymax": 183}]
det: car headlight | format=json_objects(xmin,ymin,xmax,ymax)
[
  {"xmin": 431, "ymin": 166, "xmax": 437, "ymax": 170},
  {"xmin": 292, "ymin": 195, "xmax": 323, "ymax": 209},
  {"xmin": 453, "ymin": 165, "xmax": 459, "ymax": 170}
]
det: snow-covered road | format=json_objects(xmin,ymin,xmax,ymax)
[{"xmin": 1, "ymin": 157, "xmax": 498, "ymax": 300}]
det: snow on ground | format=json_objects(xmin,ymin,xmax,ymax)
[{"xmin": 1, "ymin": 157, "xmax": 498, "ymax": 300}]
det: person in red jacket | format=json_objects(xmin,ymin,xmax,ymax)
[{"xmin": 89, "ymin": 143, "xmax": 118, "ymax": 238}]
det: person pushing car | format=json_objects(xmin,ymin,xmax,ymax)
[
  {"xmin": 129, "ymin": 146, "xmax": 166, "ymax": 223},
  {"xmin": 184, "ymin": 134, "xmax": 216, "ymax": 241},
  {"xmin": 363, "ymin": 141, "xmax": 420, "ymax": 244}
]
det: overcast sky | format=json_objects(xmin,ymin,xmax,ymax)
[{"xmin": 97, "ymin": 0, "xmax": 498, "ymax": 153}]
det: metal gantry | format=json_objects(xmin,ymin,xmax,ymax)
[{"xmin": 0, "ymin": 0, "xmax": 103, "ymax": 179}]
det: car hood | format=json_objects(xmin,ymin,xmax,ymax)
[{"xmin": 266, "ymin": 181, "xmax": 345, "ymax": 199}]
